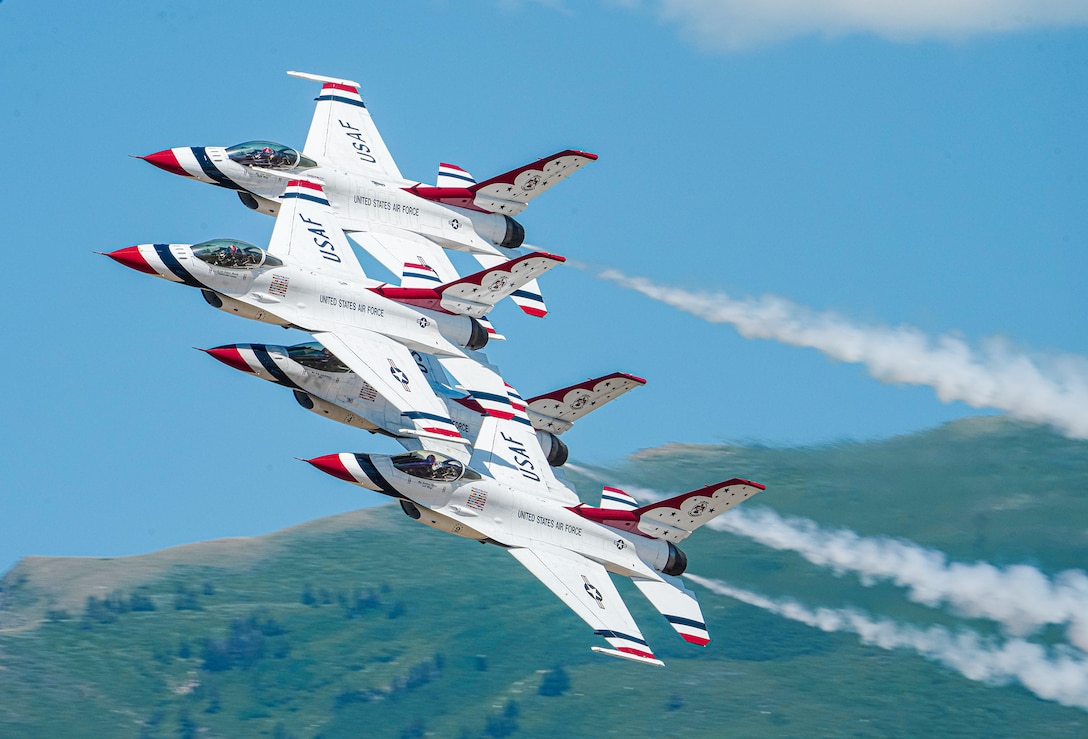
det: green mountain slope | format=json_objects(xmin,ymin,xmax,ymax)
[{"xmin": 1, "ymin": 418, "xmax": 1085, "ymax": 738}]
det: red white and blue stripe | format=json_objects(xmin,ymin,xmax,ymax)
[
  {"xmin": 505, "ymin": 383, "xmax": 533, "ymax": 427},
  {"xmin": 282, "ymin": 179, "xmax": 330, "ymax": 206},
  {"xmin": 599, "ymin": 486, "xmax": 639, "ymax": 511},
  {"xmin": 437, "ymin": 162, "xmax": 477, "ymax": 187},
  {"xmin": 401, "ymin": 261, "xmax": 442, "ymax": 286},
  {"xmin": 315, "ymin": 82, "xmax": 366, "ymax": 108}
]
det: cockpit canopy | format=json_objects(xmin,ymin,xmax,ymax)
[
  {"xmin": 391, "ymin": 451, "xmax": 480, "ymax": 483},
  {"xmin": 226, "ymin": 141, "xmax": 317, "ymax": 170},
  {"xmin": 286, "ymin": 342, "xmax": 350, "ymax": 373},
  {"xmin": 191, "ymin": 239, "xmax": 283, "ymax": 269}
]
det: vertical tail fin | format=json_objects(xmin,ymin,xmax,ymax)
[
  {"xmin": 400, "ymin": 260, "xmax": 443, "ymax": 288},
  {"xmin": 267, "ymin": 181, "xmax": 367, "ymax": 282},
  {"xmin": 599, "ymin": 486, "xmax": 639, "ymax": 511},
  {"xmin": 288, "ymin": 71, "xmax": 402, "ymax": 179},
  {"xmin": 437, "ymin": 162, "xmax": 477, "ymax": 188},
  {"xmin": 476, "ymin": 316, "xmax": 505, "ymax": 342}
]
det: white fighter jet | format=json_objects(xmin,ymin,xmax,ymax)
[
  {"xmin": 105, "ymin": 178, "xmax": 563, "ymax": 457},
  {"xmin": 199, "ymin": 337, "xmax": 647, "ymax": 469},
  {"xmin": 139, "ymin": 71, "xmax": 598, "ymax": 318},
  {"xmin": 304, "ymin": 408, "xmax": 764, "ymax": 665}
]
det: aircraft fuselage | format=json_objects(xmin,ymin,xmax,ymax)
[
  {"xmin": 108, "ymin": 242, "xmax": 483, "ymax": 356},
  {"xmin": 148, "ymin": 146, "xmax": 521, "ymax": 254},
  {"xmin": 310, "ymin": 452, "xmax": 677, "ymax": 582}
]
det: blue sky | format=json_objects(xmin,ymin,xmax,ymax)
[{"xmin": 2, "ymin": 1, "xmax": 1085, "ymax": 571}]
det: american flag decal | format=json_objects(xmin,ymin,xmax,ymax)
[
  {"xmin": 269, "ymin": 274, "xmax": 290, "ymax": 297},
  {"xmin": 466, "ymin": 490, "xmax": 487, "ymax": 511},
  {"xmin": 358, "ymin": 381, "xmax": 377, "ymax": 402}
]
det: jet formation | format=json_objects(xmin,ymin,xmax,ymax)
[{"xmin": 107, "ymin": 71, "xmax": 765, "ymax": 666}]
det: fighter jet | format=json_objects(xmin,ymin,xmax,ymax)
[
  {"xmin": 105, "ymin": 179, "xmax": 564, "ymax": 456},
  {"xmin": 139, "ymin": 71, "xmax": 598, "ymax": 318},
  {"xmin": 199, "ymin": 337, "xmax": 646, "ymax": 468},
  {"xmin": 304, "ymin": 409, "xmax": 764, "ymax": 666}
]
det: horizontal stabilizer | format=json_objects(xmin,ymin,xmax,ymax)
[
  {"xmin": 407, "ymin": 150, "xmax": 597, "ymax": 216},
  {"xmin": 370, "ymin": 251, "xmax": 565, "ymax": 319},
  {"xmin": 527, "ymin": 372, "xmax": 646, "ymax": 434},
  {"xmin": 472, "ymin": 150, "xmax": 598, "ymax": 216},
  {"xmin": 635, "ymin": 479, "xmax": 765, "ymax": 543},
  {"xmin": 437, "ymin": 252, "xmax": 563, "ymax": 317},
  {"xmin": 472, "ymin": 252, "xmax": 548, "ymax": 317}
]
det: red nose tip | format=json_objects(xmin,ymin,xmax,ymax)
[
  {"xmin": 200, "ymin": 346, "xmax": 256, "ymax": 374},
  {"xmin": 304, "ymin": 454, "xmax": 357, "ymax": 483},
  {"xmin": 141, "ymin": 149, "xmax": 190, "ymax": 177},
  {"xmin": 104, "ymin": 246, "xmax": 158, "ymax": 275}
]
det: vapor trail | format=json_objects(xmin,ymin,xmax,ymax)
[
  {"xmin": 688, "ymin": 575, "xmax": 1088, "ymax": 712},
  {"xmin": 709, "ymin": 505, "xmax": 1088, "ymax": 650},
  {"xmin": 567, "ymin": 466, "xmax": 1088, "ymax": 651},
  {"xmin": 598, "ymin": 269, "xmax": 1088, "ymax": 439}
]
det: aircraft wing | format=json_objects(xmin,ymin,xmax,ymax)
[
  {"xmin": 632, "ymin": 574, "xmax": 710, "ymax": 646},
  {"xmin": 508, "ymin": 544, "xmax": 663, "ymax": 666},
  {"xmin": 311, "ymin": 329, "xmax": 470, "ymax": 460},
  {"xmin": 288, "ymin": 71, "xmax": 402, "ymax": 180},
  {"xmin": 526, "ymin": 372, "xmax": 647, "ymax": 435},
  {"xmin": 345, "ymin": 228, "xmax": 460, "ymax": 284}
]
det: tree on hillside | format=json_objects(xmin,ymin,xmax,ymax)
[{"xmin": 538, "ymin": 665, "xmax": 570, "ymax": 697}]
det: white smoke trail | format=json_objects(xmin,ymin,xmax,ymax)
[
  {"xmin": 598, "ymin": 269, "xmax": 1088, "ymax": 440},
  {"xmin": 687, "ymin": 574, "xmax": 1088, "ymax": 713},
  {"xmin": 566, "ymin": 465, "xmax": 1088, "ymax": 651},
  {"xmin": 710, "ymin": 505, "xmax": 1088, "ymax": 651}
]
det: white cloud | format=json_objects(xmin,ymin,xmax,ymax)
[
  {"xmin": 688, "ymin": 575, "xmax": 1088, "ymax": 712},
  {"xmin": 598, "ymin": 269, "xmax": 1088, "ymax": 440},
  {"xmin": 652, "ymin": 0, "xmax": 1088, "ymax": 50}
]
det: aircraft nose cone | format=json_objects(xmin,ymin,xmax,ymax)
[
  {"xmin": 200, "ymin": 346, "xmax": 256, "ymax": 374},
  {"xmin": 304, "ymin": 454, "xmax": 359, "ymax": 483},
  {"xmin": 104, "ymin": 246, "xmax": 158, "ymax": 275},
  {"xmin": 141, "ymin": 148, "xmax": 190, "ymax": 177}
]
